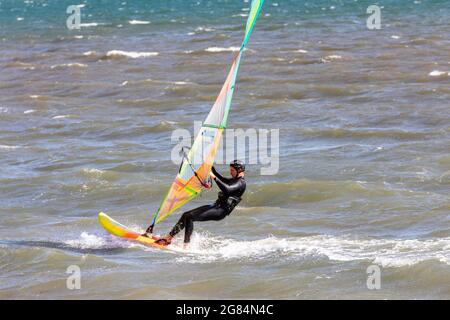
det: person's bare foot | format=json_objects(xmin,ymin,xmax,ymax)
[{"xmin": 183, "ymin": 242, "xmax": 190, "ymax": 250}]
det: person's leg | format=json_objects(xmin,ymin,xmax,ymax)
[
  {"xmin": 155, "ymin": 205, "xmax": 213, "ymax": 245},
  {"xmin": 183, "ymin": 205, "xmax": 228, "ymax": 243},
  {"xmin": 169, "ymin": 205, "xmax": 213, "ymax": 238}
]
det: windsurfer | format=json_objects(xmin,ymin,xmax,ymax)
[{"xmin": 143, "ymin": 160, "xmax": 246, "ymax": 246}]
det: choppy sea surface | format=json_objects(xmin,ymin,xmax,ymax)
[{"xmin": 0, "ymin": 0, "xmax": 449, "ymax": 299}]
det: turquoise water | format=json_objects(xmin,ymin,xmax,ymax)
[
  {"xmin": 0, "ymin": 0, "xmax": 449, "ymax": 299},
  {"xmin": 1, "ymin": 1, "xmax": 449, "ymax": 37}
]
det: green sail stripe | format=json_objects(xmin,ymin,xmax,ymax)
[
  {"xmin": 185, "ymin": 185, "xmax": 198, "ymax": 195},
  {"xmin": 242, "ymin": 0, "xmax": 264, "ymax": 49},
  {"xmin": 202, "ymin": 123, "xmax": 225, "ymax": 129}
]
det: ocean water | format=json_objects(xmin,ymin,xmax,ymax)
[{"xmin": 0, "ymin": 0, "xmax": 449, "ymax": 299}]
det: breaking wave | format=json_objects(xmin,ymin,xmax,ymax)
[
  {"xmin": 106, "ymin": 50, "xmax": 159, "ymax": 59},
  {"xmin": 175, "ymin": 233, "xmax": 450, "ymax": 266}
]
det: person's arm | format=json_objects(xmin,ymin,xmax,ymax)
[
  {"xmin": 213, "ymin": 177, "xmax": 244, "ymax": 195},
  {"xmin": 211, "ymin": 166, "xmax": 231, "ymax": 183}
]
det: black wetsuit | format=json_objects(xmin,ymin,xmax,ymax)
[{"xmin": 169, "ymin": 166, "xmax": 246, "ymax": 243}]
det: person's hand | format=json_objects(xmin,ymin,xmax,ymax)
[{"xmin": 209, "ymin": 171, "xmax": 216, "ymax": 179}]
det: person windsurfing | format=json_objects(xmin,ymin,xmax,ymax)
[{"xmin": 143, "ymin": 160, "xmax": 246, "ymax": 246}]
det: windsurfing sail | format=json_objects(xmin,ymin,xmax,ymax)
[{"xmin": 148, "ymin": 0, "xmax": 264, "ymax": 231}]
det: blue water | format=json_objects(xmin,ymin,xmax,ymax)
[{"xmin": 1, "ymin": 0, "xmax": 449, "ymax": 38}]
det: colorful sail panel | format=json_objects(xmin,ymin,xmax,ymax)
[
  {"xmin": 243, "ymin": 0, "xmax": 264, "ymax": 48},
  {"xmin": 150, "ymin": 0, "xmax": 264, "ymax": 227}
]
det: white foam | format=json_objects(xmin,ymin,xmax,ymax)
[
  {"xmin": 175, "ymin": 233, "xmax": 450, "ymax": 267},
  {"xmin": 325, "ymin": 54, "xmax": 342, "ymax": 60},
  {"xmin": 129, "ymin": 20, "xmax": 150, "ymax": 25},
  {"xmin": 24, "ymin": 109, "xmax": 35, "ymax": 114},
  {"xmin": 83, "ymin": 51, "xmax": 96, "ymax": 56},
  {"xmin": 195, "ymin": 26, "xmax": 215, "ymax": 32},
  {"xmin": 205, "ymin": 46, "xmax": 241, "ymax": 53},
  {"xmin": 50, "ymin": 63, "xmax": 87, "ymax": 69},
  {"xmin": 106, "ymin": 50, "xmax": 159, "ymax": 58},
  {"xmin": 69, "ymin": 231, "xmax": 176, "ymax": 252},
  {"xmin": 429, "ymin": 70, "xmax": 448, "ymax": 77},
  {"xmin": 65, "ymin": 232, "xmax": 107, "ymax": 249},
  {"xmin": 65, "ymin": 232, "xmax": 138, "ymax": 250},
  {"xmin": 0, "ymin": 145, "xmax": 20, "ymax": 150},
  {"xmin": 145, "ymin": 79, "xmax": 195, "ymax": 86},
  {"xmin": 52, "ymin": 115, "xmax": 69, "ymax": 119},
  {"xmin": 160, "ymin": 120, "xmax": 176, "ymax": 125},
  {"xmin": 321, "ymin": 55, "xmax": 342, "ymax": 63},
  {"xmin": 79, "ymin": 22, "xmax": 99, "ymax": 28},
  {"xmin": 83, "ymin": 168, "xmax": 104, "ymax": 175}
]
